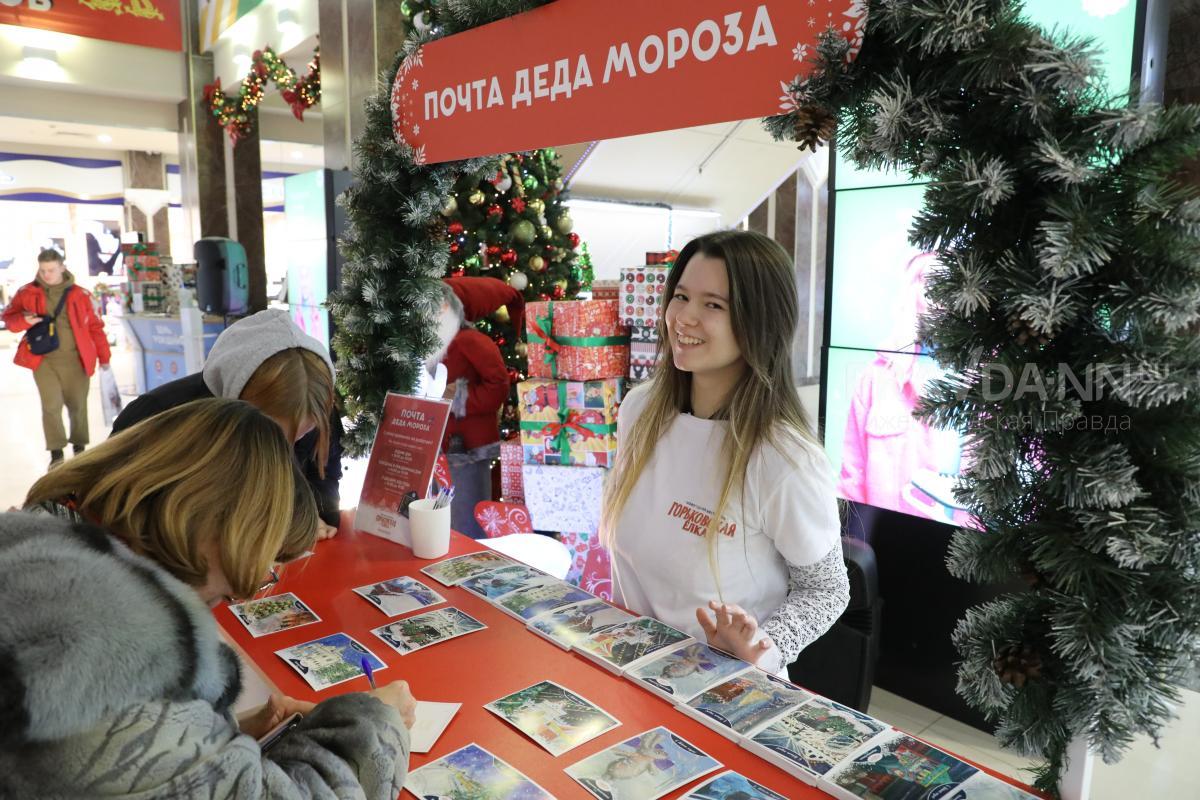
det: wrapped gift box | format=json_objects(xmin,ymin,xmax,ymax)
[
  {"xmin": 645, "ymin": 250, "xmax": 679, "ymax": 265},
  {"xmin": 499, "ymin": 439, "xmax": 524, "ymax": 503},
  {"xmin": 517, "ymin": 377, "xmax": 622, "ymax": 468},
  {"xmin": 629, "ymin": 339, "xmax": 659, "ymax": 382},
  {"xmin": 630, "ymin": 324, "xmax": 660, "ymax": 344},
  {"xmin": 590, "ymin": 280, "xmax": 620, "ymax": 301},
  {"xmin": 619, "ymin": 266, "xmax": 670, "ymax": 328},
  {"xmin": 526, "ymin": 300, "xmax": 630, "ymax": 381},
  {"xmin": 522, "ymin": 464, "xmax": 605, "ymax": 534}
]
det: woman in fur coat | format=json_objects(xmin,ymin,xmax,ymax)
[{"xmin": 0, "ymin": 398, "xmax": 414, "ymax": 799}]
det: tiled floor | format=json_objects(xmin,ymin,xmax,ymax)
[{"xmin": 2, "ymin": 334, "xmax": 1196, "ymax": 798}]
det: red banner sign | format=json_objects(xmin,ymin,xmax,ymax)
[
  {"xmin": 391, "ymin": 0, "xmax": 864, "ymax": 165},
  {"xmin": 0, "ymin": 0, "xmax": 182, "ymax": 52}
]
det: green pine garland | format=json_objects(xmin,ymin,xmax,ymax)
[
  {"xmin": 336, "ymin": 1, "xmax": 1200, "ymax": 793},
  {"xmin": 767, "ymin": 1, "xmax": 1200, "ymax": 793},
  {"xmin": 328, "ymin": 0, "xmax": 554, "ymax": 454}
]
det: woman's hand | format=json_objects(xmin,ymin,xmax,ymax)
[
  {"xmin": 315, "ymin": 521, "xmax": 339, "ymax": 540},
  {"xmin": 695, "ymin": 601, "xmax": 773, "ymax": 666},
  {"xmin": 237, "ymin": 694, "xmax": 316, "ymax": 739},
  {"xmin": 23, "ymin": 313, "xmax": 40, "ymax": 326},
  {"xmin": 369, "ymin": 680, "xmax": 417, "ymax": 729}
]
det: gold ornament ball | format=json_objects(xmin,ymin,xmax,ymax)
[
  {"xmin": 441, "ymin": 196, "xmax": 458, "ymax": 216},
  {"xmin": 555, "ymin": 214, "xmax": 573, "ymax": 234},
  {"xmin": 528, "ymin": 198, "xmax": 545, "ymax": 215},
  {"xmin": 468, "ymin": 189, "xmax": 485, "ymax": 205},
  {"xmin": 539, "ymin": 225, "xmax": 553, "ymax": 240},
  {"xmin": 515, "ymin": 341, "xmax": 528, "ymax": 357},
  {"xmin": 553, "ymin": 178, "xmax": 564, "ymax": 190},
  {"xmin": 528, "ymin": 255, "xmax": 546, "ymax": 272},
  {"xmin": 554, "ymin": 279, "xmax": 568, "ymax": 292},
  {"xmin": 494, "ymin": 305, "xmax": 510, "ymax": 323},
  {"xmin": 512, "ymin": 219, "xmax": 537, "ymax": 245}
]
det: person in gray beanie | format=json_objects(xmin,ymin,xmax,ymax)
[{"xmin": 113, "ymin": 309, "xmax": 345, "ymax": 538}]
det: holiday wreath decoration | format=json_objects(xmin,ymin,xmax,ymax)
[{"xmin": 334, "ymin": 2, "xmax": 1200, "ymax": 793}]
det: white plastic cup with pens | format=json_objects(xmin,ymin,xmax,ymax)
[{"xmin": 409, "ymin": 486, "xmax": 454, "ymax": 559}]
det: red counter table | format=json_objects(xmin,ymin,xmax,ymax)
[{"xmin": 216, "ymin": 522, "xmax": 1045, "ymax": 799}]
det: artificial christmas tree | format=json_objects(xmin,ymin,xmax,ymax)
[{"xmin": 440, "ymin": 149, "xmax": 593, "ymax": 435}]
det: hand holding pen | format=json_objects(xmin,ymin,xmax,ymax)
[{"xmin": 361, "ymin": 657, "xmax": 417, "ymax": 729}]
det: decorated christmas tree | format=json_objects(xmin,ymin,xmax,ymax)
[
  {"xmin": 766, "ymin": 1, "xmax": 1200, "ymax": 793},
  {"xmin": 440, "ymin": 149, "xmax": 595, "ymax": 435}
]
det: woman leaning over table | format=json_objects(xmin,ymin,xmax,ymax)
[{"xmin": 0, "ymin": 398, "xmax": 414, "ymax": 800}]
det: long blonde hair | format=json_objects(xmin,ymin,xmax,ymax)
[
  {"xmin": 26, "ymin": 398, "xmax": 317, "ymax": 598},
  {"xmin": 240, "ymin": 347, "xmax": 335, "ymax": 476},
  {"xmin": 602, "ymin": 231, "xmax": 819, "ymax": 586}
]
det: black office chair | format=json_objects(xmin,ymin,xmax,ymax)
[{"xmin": 787, "ymin": 536, "xmax": 882, "ymax": 712}]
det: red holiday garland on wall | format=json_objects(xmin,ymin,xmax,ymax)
[{"xmin": 203, "ymin": 46, "xmax": 320, "ymax": 145}]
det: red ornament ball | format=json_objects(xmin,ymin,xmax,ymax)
[
  {"xmin": 487, "ymin": 203, "xmax": 503, "ymax": 218},
  {"xmin": 568, "ymin": 232, "xmax": 581, "ymax": 248},
  {"xmin": 449, "ymin": 243, "xmax": 460, "ymax": 254},
  {"xmin": 552, "ymin": 285, "xmax": 566, "ymax": 299},
  {"xmin": 486, "ymin": 244, "xmax": 502, "ymax": 256},
  {"xmin": 496, "ymin": 336, "xmax": 507, "ymax": 346},
  {"xmin": 500, "ymin": 249, "xmax": 518, "ymax": 266},
  {"xmin": 510, "ymin": 197, "xmax": 527, "ymax": 213},
  {"xmin": 447, "ymin": 221, "xmax": 464, "ymax": 235}
]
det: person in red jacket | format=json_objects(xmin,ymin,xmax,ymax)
[
  {"xmin": 441, "ymin": 277, "xmax": 524, "ymax": 539},
  {"xmin": 2, "ymin": 249, "xmax": 111, "ymax": 468}
]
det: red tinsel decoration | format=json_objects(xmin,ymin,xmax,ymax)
[{"xmin": 510, "ymin": 197, "xmax": 526, "ymax": 213}]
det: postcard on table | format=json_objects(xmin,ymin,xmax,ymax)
[
  {"xmin": 683, "ymin": 770, "xmax": 790, "ymax": 800},
  {"xmin": 352, "ymin": 576, "xmax": 446, "ymax": 616},
  {"xmin": 274, "ymin": 633, "xmax": 386, "ymax": 691},
  {"xmin": 229, "ymin": 592, "xmax": 321, "ymax": 638},
  {"xmin": 951, "ymin": 773, "xmax": 1043, "ymax": 799},
  {"xmin": 527, "ymin": 598, "xmax": 635, "ymax": 649},
  {"xmin": 410, "ymin": 700, "xmax": 461, "ymax": 754},
  {"xmin": 565, "ymin": 726, "xmax": 721, "ymax": 800},
  {"xmin": 484, "ymin": 680, "xmax": 620, "ymax": 757},
  {"xmin": 680, "ymin": 670, "xmax": 811, "ymax": 741},
  {"xmin": 820, "ymin": 731, "xmax": 980, "ymax": 800},
  {"xmin": 459, "ymin": 563, "xmax": 547, "ymax": 601},
  {"xmin": 420, "ymin": 551, "xmax": 516, "ymax": 586},
  {"xmin": 403, "ymin": 742, "xmax": 554, "ymax": 800},
  {"xmin": 573, "ymin": 616, "xmax": 692, "ymax": 674},
  {"xmin": 744, "ymin": 695, "xmax": 891, "ymax": 783},
  {"xmin": 372, "ymin": 607, "xmax": 486, "ymax": 655},
  {"xmin": 626, "ymin": 641, "xmax": 752, "ymax": 702},
  {"xmin": 493, "ymin": 578, "xmax": 594, "ymax": 621}
]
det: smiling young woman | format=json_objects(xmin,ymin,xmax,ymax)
[{"xmin": 601, "ymin": 230, "xmax": 850, "ymax": 676}]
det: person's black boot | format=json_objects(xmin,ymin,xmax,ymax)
[
  {"xmin": 72, "ymin": 444, "xmax": 86, "ymax": 456},
  {"xmin": 49, "ymin": 449, "xmax": 64, "ymax": 469}
]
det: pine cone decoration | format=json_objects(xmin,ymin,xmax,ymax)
[
  {"xmin": 993, "ymin": 643, "xmax": 1043, "ymax": 688},
  {"xmin": 794, "ymin": 104, "xmax": 837, "ymax": 152},
  {"xmin": 1007, "ymin": 314, "xmax": 1051, "ymax": 346}
]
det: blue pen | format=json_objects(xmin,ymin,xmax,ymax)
[{"xmin": 360, "ymin": 656, "xmax": 377, "ymax": 689}]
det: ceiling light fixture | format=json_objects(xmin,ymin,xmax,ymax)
[
  {"xmin": 97, "ymin": 134, "xmax": 113, "ymax": 144},
  {"xmin": 21, "ymin": 46, "xmax": 58, "ymax": 70}
]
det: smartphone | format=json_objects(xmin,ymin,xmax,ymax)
[{"xmin": 258, "ymin": 712, "xmax": 303, "ymax": 755}]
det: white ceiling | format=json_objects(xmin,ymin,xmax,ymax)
[{"xmin": 567, "ymin": 120, "xmax": 820, "ymax": 224}]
